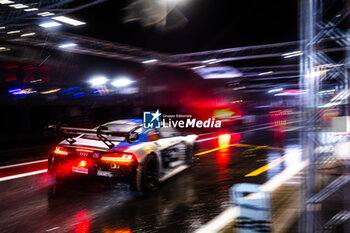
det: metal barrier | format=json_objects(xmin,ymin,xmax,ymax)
[{"xmin": 195, "ymin": 160, "xmax": 308, "ymax": 233}]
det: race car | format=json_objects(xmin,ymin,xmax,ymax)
[{"xmin": 47, "ymin": 119, "xmax": 197, "ymax": 192}]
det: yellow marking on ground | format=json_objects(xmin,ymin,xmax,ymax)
[
  {"xmin": 195, "ymin": 144, "xmax": 285, "ymax": 156},
  {"xmin": 244, "ymin": 156, "xmax": 285, "ymax": 177}
]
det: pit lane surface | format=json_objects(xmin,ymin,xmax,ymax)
[{"xmin": 0, "ymin": 127, "xmax": 300, "ymax": 233}]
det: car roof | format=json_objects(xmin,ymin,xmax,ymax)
[{"xmin": 105, "ymin": 119, "xmax": 143, "ymax": 125}]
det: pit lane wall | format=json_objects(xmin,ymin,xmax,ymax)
[{"xmin": 195, "ymin": 160, "xmax": 308, "ymax": 233}]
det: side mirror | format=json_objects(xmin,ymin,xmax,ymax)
[{"xmin": 127, "ymin": 132, "xmax": 139, "ymax": 143}]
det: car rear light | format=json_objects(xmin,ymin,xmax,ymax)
[
  {"xmin": 78, "ymin": 160, "xmax": 87, "ymax": 167},
  {"xmin": 54, "ymin": 146, "xmax": 68, "ymax": 156},
  {"xmin": 101, "ymin": 153, "xmax": 135, "ymax": 164},
  {"xmin": 218, "ymin": 133, "xmax": 231, "ymax": 147},
  {"xmin": 76, "ymin": 148, "xmax": 94, "ymax": 153}
]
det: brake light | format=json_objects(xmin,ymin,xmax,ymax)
[
  {"xmin": 101, "ymin": 153, "xmax": 135, "ymax": 164},
  {"xmin": 218, "ymin": 134, "xmax": 231, "ymax": 147},
  {"xmin": 78, "ymin": 160, "xmax": 87, "ymax": 167},
  {"xmin": 54, "ymin": 146, "xmax": 68, "ymax": 156},
  {"xmin": 76, "ymin": 148, "xmax": 94, "ymax": 153}
]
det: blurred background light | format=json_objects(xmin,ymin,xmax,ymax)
[
  {"xmin": 111, "ymin": 77, "xmax": 134, "ymax": 87},
  {"xmin": 268, "ymin": 88, "xmax": 283, "ymax": 93},
  {"xmin": 9, "ymin": 4, "xmax": 28, "ymax": 9},
  {"xmin": 202, "ymin": 59, "xmax": 217, "ymax": 64},
  {"xmin": 24, "ymin": 8, "xmax": 38, "ymax": 12},
  {"xmin": 20, "ymin": 32, "xmax": 35, "ymax": 37},
  {"xmin": 40, "ymin": 88, "xmax": 61, "ymax": 95},
  {"xmin": 275, "ymin": 89, "xmax": 307, "ymax": 96},
  {"xmin": 7, "ymin": 30, "xmax": 20, "ymax": 34},
  {"xmin": 192, "ymin": 65, "xmax": 206, "ymax": 70},
  {"xmin": 142, "ymin": 59, "xmax": 158, "ymax": 64},
  {"xmin": 195, "ymin": 66, "xmax": 242, "ymax": 79},
  {"xmin": 282, "ymin": 51, "xmax": 303, "ymax": 58},
  {"xmin": 8, "ymin": 88, "xmax": 22, "ymax": 93},
  {"xmin": 39, "ymin": 21, "xmax": 61, "ymax": 28},
  {"xmin": 59, "ymin": 43, "xmax": 77, "ymax": 48},
  {"xmin": 52, "ymin": 16, "xmax": 86, "ymax": 26},
  {"xmin": 0, "ymin": 0, "xmax": 14, "ymax": 4},
  {"xmin": 258, "ymin": 71, "xmax": 273, "ymax": 76},
  {"xmin": 38, "ymin": 12, "xmax": 55, "ymax": 17},
  {"xmin": 10, "ymin": 88, "xmax": 37, "ymax": 95},
  {"xmin": 89, "ymin": 76, "xmax": 108, "ymax": 87}
]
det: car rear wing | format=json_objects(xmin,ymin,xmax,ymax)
[{"xmin": 46, "ymin": 124, "xmax": 139, "ymax": 149}]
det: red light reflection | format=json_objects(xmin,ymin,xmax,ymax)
[
  {"xmin": 216, "ymin": 133, "xmax": 241, "ymax": 169},
  {"xmin": 72, "ymin": 210, "xmax": 91, "ymax": 233},
  {"xmin": 216, "ymin": 147, "xmax": 230, "ymax": 169},
  {"xmin": 103, "ymin": 229, "xmax": 132, "ymax": 233}
]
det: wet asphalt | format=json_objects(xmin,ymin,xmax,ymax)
[{"xmin": 0, "ymin": 126, "xmax": 300, "ymax": 233}]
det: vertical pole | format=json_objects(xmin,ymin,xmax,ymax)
[{"xmin": 300, "ymin": 0, "xmax": 321, "ymax": 232}]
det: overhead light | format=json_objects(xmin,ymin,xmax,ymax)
[
  {"xmin": 282, "ymin": 51, "xmax": 303, "ymax": 58},
  {"xmin": 203, "ymin": 59, "xmax": 217, "ymax": 64},
  {"xmin": 52, "ymin": 16, "xmax": 86, "ymax": 26},
  {"xmin": 7, "ymin": 30, "xmax": 20, "ymax": 34},
  {"xmin": 192, "ymin": 65, "xmax": 206, "ymax": 70},
  {"xmin": 0, "ymin": 0, "xmax": 14, "ymax": 4},
  {"xmin": 89, "ymin": 76, "xmax": 108, "ymax": 86},
  {"xmin": 9, "ymin": 4, "xmax": 28, "ymax": 8},
  {"xmin": 59, "ymin": 43, "xmax": 77, "ymax": 48},
  {"xmin": 0, "ymin": 27, "xmax": 5, "ymax": 30},
  {"xmin": 267, "ymin": 88, "xmax": 283, "ymax": 93},
  {"xmin": 24, "ymin": 8, "xmax": 38, "ymax": 12},
  {"xmin": 39, "ymin": 21, "xmax": 61, "ymax": 28},
  {"xmin": 20, "ymin": 32, "xmax": 35, "ymax": 37},
  {"xmin": 142, "ymin": 59, "xmax": 158, "ymax": 64},
  {"xmin": 38, "ymin": 12, "xmax": 55, "ymax": 17},
  {"xmin": 258, "ymin": 71, "xmax": 273, "ymax": 76},
  {"xmin": 111, "ymin": 77, "xmax": 134, "ymax": 87}
]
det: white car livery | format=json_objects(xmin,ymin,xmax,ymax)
[{"xmin": 47, "ymin": 119, "xmax": 197, "ymax": 192}]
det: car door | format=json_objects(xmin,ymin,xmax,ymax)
[{"xmin": 157, "ymin": 127, "xmax": 186, "ymax": 168}]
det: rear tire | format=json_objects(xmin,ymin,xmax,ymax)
[
  {"xmin": 53, "ymin": 166, "xmax": 69, "ymax": 182},
  {"xmin": 49, "ymin": 156, "xmax": 70, "ymax": 183},
  {"xmin": 141, "ymin": 154, "xmax": 159, "ymax": 192}
]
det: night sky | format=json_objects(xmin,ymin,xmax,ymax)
[{"xmin": 70, "ymin": 0, "xmax": 298, "ymax": 54}]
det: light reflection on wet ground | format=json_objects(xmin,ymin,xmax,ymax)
[{"xmin": 0, "ymin": 128, "xmax": 300, "ymax": 233}]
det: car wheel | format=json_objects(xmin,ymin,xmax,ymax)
[
  {"xmin": 185, "ymin": 143, "xmax": 196, "ymax": 165},
  {"xmin": 141, "ymin": 154, "xmax": 159, "ymax": 192},
  {"xmin": 50, "ymin": 159, "xmax": 69, "ymax": 182}
]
